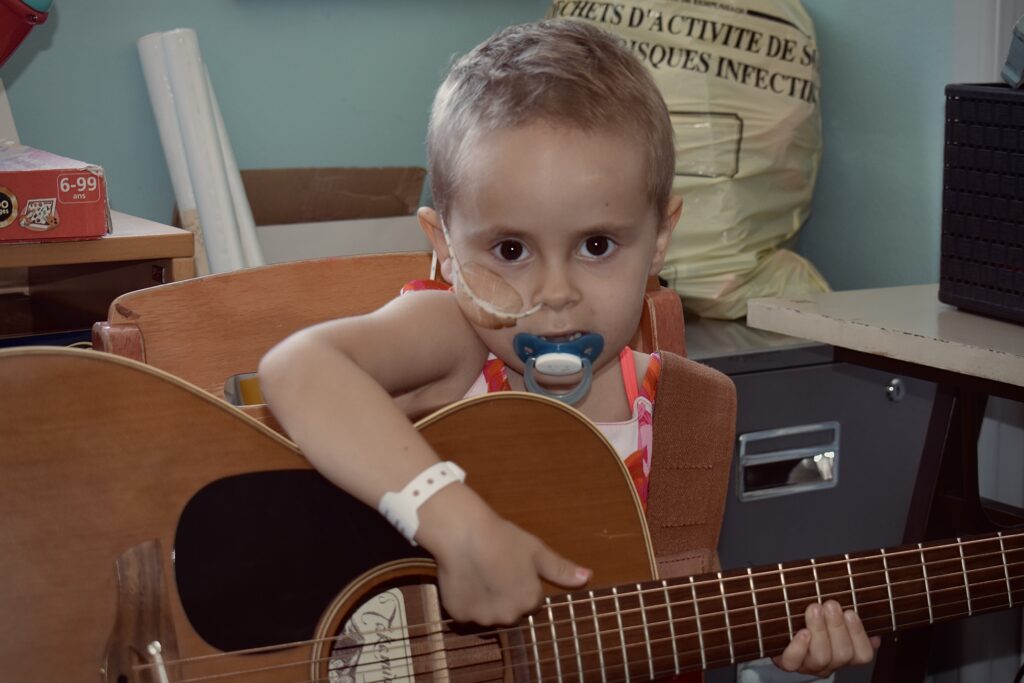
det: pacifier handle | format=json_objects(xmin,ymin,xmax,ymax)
[
  {"xmin": 513, "ymin": 332, "xmax": 603, "ymax": 406},
  {"xmin": 522, "ymin": 357, "xmax": 593, "ymax": 406}
]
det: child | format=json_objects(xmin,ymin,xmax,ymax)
[{"xmin": 259, "ymin": 19, "xmax": 877, "ymax": 677}]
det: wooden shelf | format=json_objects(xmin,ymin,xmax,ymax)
[
  {"xmin": 0, "ymin": 211, "xmax": 195, "ymax": 340},
  {"xmin": 0, "ymin": 211, "xmax": 193, "ymax": 268}
]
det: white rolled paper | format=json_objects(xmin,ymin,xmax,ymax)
[
  {"xmin": 137, "ymin": 31, "xmax": 210, "ymax": 275},
  {"xmin": 206, "ymin": 67, "xmax": 263, "ymax": 268},
  {"xmin": 160, "ymin": 28, "xmax": 245, "ymax": 274}
]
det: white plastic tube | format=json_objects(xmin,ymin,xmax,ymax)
[
  {"xmin": 160, "ymin": 28, "xmax": 244, "ymax": 274},
  {"xmin": 206, "ymin": 67, "xmax": 263, "ymax": 268},
  {"xmin": 137, "ymin": 31, "xmax": 210, "ymax": 275}
]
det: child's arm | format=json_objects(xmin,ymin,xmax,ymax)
[
  {"xmin": 258, "ymin": 290, "xmax": 590, "ymax": 625},
  {"xmin": 773, "ymin": 601, "xmax": 880, "ymax": 675}
]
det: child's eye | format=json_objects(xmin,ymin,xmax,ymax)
[
  {"xmin": 492, "ymin": 239, "xmax": 530, "ymax": 262},
  {"xmin": 578, "ymin": 236, "xmax": 616, "ymax": 258}
]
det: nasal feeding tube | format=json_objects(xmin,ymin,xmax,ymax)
[
  {"xmin": 441, "ymin": 223, "xmax": 605, "ymax": 405},
  {"xmin": 441, "ymin": 222, "xmax": 540, "ymax": 329}
]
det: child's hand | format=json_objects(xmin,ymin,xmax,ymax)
[
  {"xmin": 416, "ymin": 483, "xmax": 592, "ymax": 625},
  {"xmin": 773, "ymin": 600, "xmax": 880, "ymax": 677}
]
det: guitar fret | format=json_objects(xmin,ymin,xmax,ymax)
[
  {"xmin": 545, "ymin": 598, "xmax": 564, "ymax": 683},
  {"xmin": 588, "ymin": 590, "xmax": 607, "ymax": 683},
  {"xmin": 661, "ymin": 580, "xmax": 680, "ymax": 674},
  {"xmin": 450, "ymin": 531, "xmax": 1024, "ymax": 683},
  {"xmin": 998, "ymin": 532, "xmax": 1014, "ymax": 608},
  {"xmin": 746, "ymin": 568, "xmax": 764, "ymax": 658},
  {"xmin": 880, "ymin": 549, "xmax": 897, "ymax": 631},
  {"xmin": 717, "ymin": 572, "xmax": 735, "ymax": 663},
  {"xmin": 844, "ymin": 553, "xmax": 858, "ymax": 613},
  {"xmin": 565, "ymin": 595, "xmax": 584, "ymax": 683},
  {"xmin": 635, "ymin": 584, "xmax": 654, "ymax": 680},
  {"xmin": 918, "ymin": 543, "xmax": 934, "ymax": 624},
  {"xmin": 778, "ymin": 563, "xmax": 794, "ymax": 639},
  {"xmin": 810, "ymin": 558, "xmax": 822, "ymax": 604},
  {"xmin": 957, "ymin": 537, "xmax": 973, "ymax": 616},
  {"xmin": 611, "ymin": 587, "xmax": 630, "ymax": 683},
  {"xmin": 528, "ymin": 614, "xmax": 544, "ymax": 683},
  {"xmin": 690, "ymin": 576, "xmax": 707, "ymax": 670}
]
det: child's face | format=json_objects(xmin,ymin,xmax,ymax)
[{"xmin": 423, "ymin": 121, "xmax": 680, "ymax": 383}]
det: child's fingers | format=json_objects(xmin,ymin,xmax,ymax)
[
  {"xmin": 822, "ymin": 601, "xmax": 854, "ymax": 666},
  {"xmin": 801, "ymin": 603, "xmax": 834, "ymax": 673},
  {"xmin": 533, "ymin": 544, "xmax": 592, "ymax": 588},
  {"xmin": 772, "ymin": 629, "xmax": 811, "ymax": 672},
  {"xmin": 844, "ymin": 609, "xmax": 878, "ymax": 664},
  {"xmin": 773, "ymin": 604, "xmax": 878, "ymax": 675}
]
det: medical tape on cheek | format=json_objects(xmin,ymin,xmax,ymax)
[{"xmin": 441, "ymin": 222, "xmax": 541, "ymax": 327}]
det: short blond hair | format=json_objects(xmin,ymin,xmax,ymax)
[{"xmin": 427, "ymin": 20, "xmax": 675, "ymax": 222}]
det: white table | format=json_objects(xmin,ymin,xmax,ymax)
[{"xmin": 747, "ymin": 284, "xmax": 1024, "ymax": 391}]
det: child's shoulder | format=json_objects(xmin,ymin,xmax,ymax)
[
  {"xmin": 626, "ymin": 348, "xmax": 665, "ymax": 405},
  {"xmin": 380, "ymin": 288, "xmax": 493, "ymax": 408},
  {"xmin": 384, "ymin": 287, "xmax": 483, "ymax": 352},
  {"xmin": 628, "ymin": 348, "xmax": 658, "ymax": 381}
]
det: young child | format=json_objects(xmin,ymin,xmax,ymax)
[{"xmin": 259, "ymin": 19, "xmax": 877, "ymax": 677}]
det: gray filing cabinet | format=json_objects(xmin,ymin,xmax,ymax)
[{"xmin": 686, "ymin": 317, "xmax": 936, "ymax": 683}]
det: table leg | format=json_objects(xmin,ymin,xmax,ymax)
[
  {"xmin": 870, "ymin": 386, "xmax": 958, "ymax": 683},
  {"xmin": 902, "ymin": 385, "xmax": 958, "ymax": 542},
  {"xmin": 871, "ymin": 385, "xmax": 994, "ymax": 683}
]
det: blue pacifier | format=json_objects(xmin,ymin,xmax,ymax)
[{"xmin": 513, "ymin": 332, "xmax": 604, "ymax": 405}]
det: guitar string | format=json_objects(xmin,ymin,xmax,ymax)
[
  {"xmin": 287, "ymin": 596, "xmax": 1003, "ymax": 683},
  {"xmin": 279, "ymin": 597, "xmax": 1001, "ymax": 683},
  {"xmin": 141, "ymin": 545, "xmax": 1024, "ymax": 679},
  {"xmin": 155, "ymin": 579, "xmax": 1024, "ymax": 683},
  {"xmin": 142, "ymin": 539, "xmax": 1024, "ymax": 671},
  {"xmin": 164, "ymin": 578, "xmax": 1024, "ymax": 683},
  {"xmin": 141, "ymin": 568, "xmax": 1024, "ymax": 683}
]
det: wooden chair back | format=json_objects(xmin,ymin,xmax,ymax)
[{"xmin": 93, "ymin": 251, "xmax": 686, "ymax": 429}]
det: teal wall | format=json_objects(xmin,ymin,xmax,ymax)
[
  {"xmin": 4, "ymin": 0, "xmax": 953, "ymax": 292},
  {"xmin": 799, "ymin": 0, "xmax": 954, "ymax": 290},
  {"xmin": 3, "ymin": 1, "xmax": 551, "ymax": 222}
]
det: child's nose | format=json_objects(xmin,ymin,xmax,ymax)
[{"xmin": 535, "ymin": 261, "xmax": 579, "ymax": 310}]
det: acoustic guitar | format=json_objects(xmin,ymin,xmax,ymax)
[{"xmin": 2, "ymin": 347, "xmax": 1022, "ymax": 683}]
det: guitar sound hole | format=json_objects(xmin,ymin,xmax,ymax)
[
  {"xmin": 174, "ymin": 470, "xmax": 428, "ymax": 651},
  {"xmin": 321, "ymin": 582, "xmax": 507, "ymax": 683}
]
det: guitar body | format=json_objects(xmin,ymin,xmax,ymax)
[{"xmin": 0, "ymin": 347, "xmax": 660, "ymax": 683}]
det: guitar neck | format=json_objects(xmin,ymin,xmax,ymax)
[{"xmin": 521, "ymin": 529, "xmax": 1024, "ymax": 680}]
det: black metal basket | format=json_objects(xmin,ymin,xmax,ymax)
[{"xmin": 941, "ymin": 83, "xmax": 1024, "ymax": 324}]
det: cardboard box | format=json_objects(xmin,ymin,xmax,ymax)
[
  {"xmin": 255, "ymin": 214, "xmax": 428, "ymax": 265},
  {"xmin": 0, "ymin": 142, "xmax": 112, "ymax": 243},
  {"xmin": 174, "ymin": 166, "xmax": 429, "ymax": 266},
  {"xmin": 244, "ymin": 167, "xmax": 429, "ymax": 264}
]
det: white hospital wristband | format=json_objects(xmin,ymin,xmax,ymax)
[{"xmin": 377, "ymin": 461, "xmax": 467, "ymax": 545}]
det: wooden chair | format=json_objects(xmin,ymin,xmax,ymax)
[
  {"xmin": 92, "ymin": 251, "xmax": 686, "ymax": 430},
  {"xmin": 91, "ymin": 249, "xmax": 731, "ymax": 597}
]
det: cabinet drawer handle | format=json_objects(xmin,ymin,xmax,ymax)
[{"xmin": 736, "ymin": 421, "xmax": 840, "ymax": 501}]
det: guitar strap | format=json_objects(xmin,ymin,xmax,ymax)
[{"xmin": 647, "ymin": 351, "xmax": 736, "ymax": 580}]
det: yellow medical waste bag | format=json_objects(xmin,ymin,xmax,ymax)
[{"xmin": 548, "ymin": 0, "xmax": 830, "ymax": 318}]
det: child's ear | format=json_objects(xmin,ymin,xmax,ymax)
[
  {"xmin": 648, "ymin": 195, "xmax": 683, "ymax": 276},
  {"xmin": 417, "ymin": 207, "xmax": 454, "ymax": 281}
]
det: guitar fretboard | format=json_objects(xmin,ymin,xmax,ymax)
[{"xmin": 516, "ymin": 530, "xmax": 1024, "ymax": 682}]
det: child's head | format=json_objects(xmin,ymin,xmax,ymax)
[
  {"xmin": 417, "ymin": 20, "xmax": 683, "ymax": 395},
  {"xmin": 426, "ymin": 19, "xmax": 675, "ymax": 224}
]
